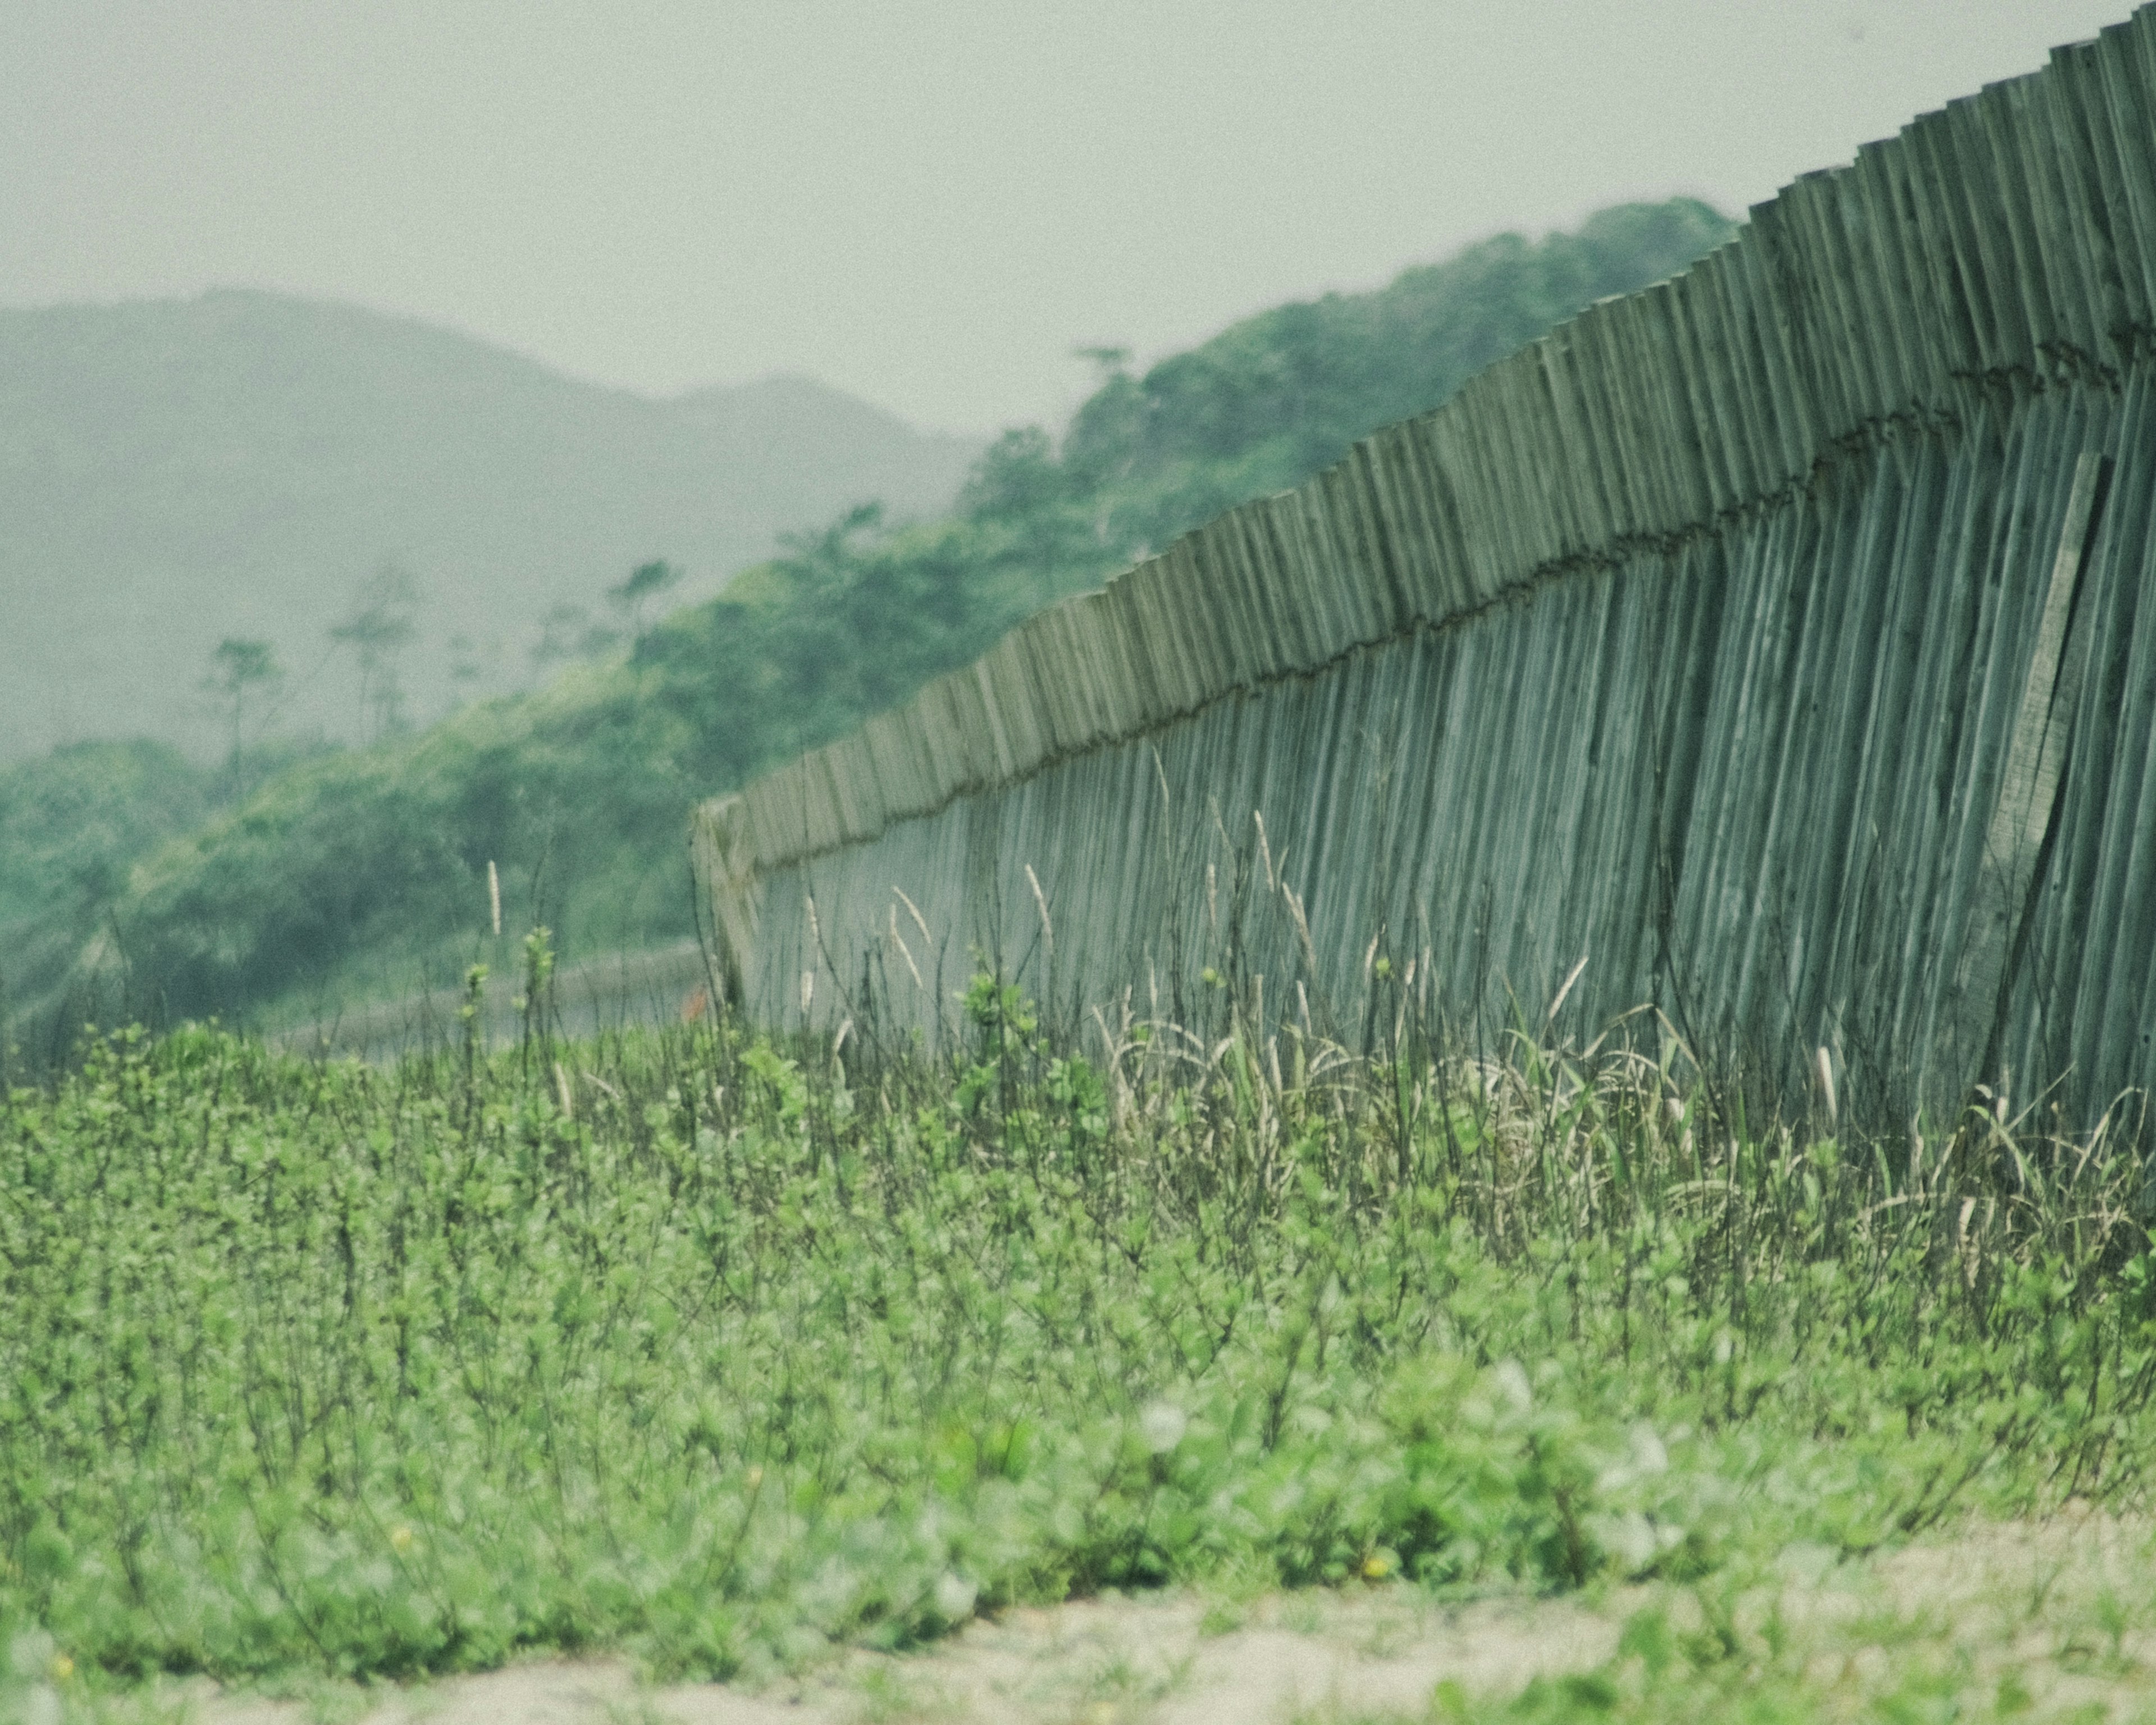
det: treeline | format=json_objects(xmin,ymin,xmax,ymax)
[{"xmin": 10, "ymin": 199, "xmax": 1734, "ymax": 1035}]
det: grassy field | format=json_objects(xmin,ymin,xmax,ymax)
[{"xmin": 3, "ymin": 973, "xmax": 2154, "ymax": 1720}]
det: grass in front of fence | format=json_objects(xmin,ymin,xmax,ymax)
[{"xmin": 2, "ymin": 973, "xmax": 2152, "ymax": 1712}]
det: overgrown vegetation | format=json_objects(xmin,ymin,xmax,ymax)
[
  {"xmin": 3, "ymin": 973, "xmax": 2149, "ymax": 1698},
  {"xmin": 0, "ymin": 742, "xmax": 280, "ymax": 1041},
  {"xmin": 17, "ymin": 200, "xmax": 1736, "ymax": 1035}
]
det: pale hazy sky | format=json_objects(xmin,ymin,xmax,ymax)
[{"xmin": 0, "ymin": 1, "xmax": 2134, "ymax": 433}]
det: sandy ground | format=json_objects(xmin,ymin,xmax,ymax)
[
  {"xmin": 80, "ymin": 1516, "xmax": 2156, "ymax": 1725},
  {"xmin": 107, "ymin": 1590, "xmax": 1615, "ymax": 1725}
]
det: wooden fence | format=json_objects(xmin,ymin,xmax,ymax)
[{"xmin": 698, "ymin": 8, "xmax": 2156, "ymax": 1130}]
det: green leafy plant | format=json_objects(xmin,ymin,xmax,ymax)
[{"xmin": 1, "ymin": 977, "xmax": 2149, "ymax": 1691}]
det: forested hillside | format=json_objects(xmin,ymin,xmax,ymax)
[
  {"xmin": 0, "ymin": 291, "xmax": 980, "ymax": 760},
  {"xmin": 16, "ymin": 199, "xmax": 1734, "ymax": 1037}
]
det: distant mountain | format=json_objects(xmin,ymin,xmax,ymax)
[{"xmin": 0, "ymin": 290, "xmax": 981, "ymax": 760}]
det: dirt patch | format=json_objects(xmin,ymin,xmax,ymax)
[
  {"xmin": 783, "ymin": 1588, "xmax": 1616, "ymax": 1723},
  {"xmin": 109, "ymin": 1590, "xmax": 1614, "ymax": 1725},
  {"xmin": 85, "ymin": 1517, "xmax": 2156, "ymax": 1725},
  {"xmin": 1801, "ymin": 1510, "xmax": 2156, "ymax": 1720}
]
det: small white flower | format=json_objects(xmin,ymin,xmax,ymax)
[
  {"xmin": 8, "ymin": 1632, "xmax": 55, "ymax": 1683},
  {"xmin": 1139, "ymin": 1400, "xmax": 1188, "ymax": 1453},
  {"xmin": 1605, "ymin": 1510, "xmax": 1658, "ymax": 1572},
  {"xmin": 934, "ymin": 1571, "xmax": 977, "ymax": 1621}
]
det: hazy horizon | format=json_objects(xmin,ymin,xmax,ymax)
[
  {"xmin": 2, "ymin": 0, "xmax": 2129, "ymax": 436},
  {"xmin": 2, "ymin": 282, "xmax": 951, "ymax": 421}
]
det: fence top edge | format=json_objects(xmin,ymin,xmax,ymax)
[{"xmin": 701, "ymin": 7, "xmax": 2153, "ymax": 881}]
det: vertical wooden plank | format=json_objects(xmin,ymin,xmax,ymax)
[{"xmin": 1940, "ymin": 450, "xmax": 2109, "ymax": 1088}]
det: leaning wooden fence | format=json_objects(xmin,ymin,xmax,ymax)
[{"xmin": 698, "ymin": 8, "xmax": 2156, "ymax": 1130}]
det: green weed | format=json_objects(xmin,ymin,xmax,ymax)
[{"xmin": 0, "ymin": 985, "xmax": 2150, "ymax": 1692}]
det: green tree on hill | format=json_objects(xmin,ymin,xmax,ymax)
[
  {"xmin": 607, "ymin": 558, "xmax": 684, "ymax": 643},
  {"xmin": 329, "ymin": 565, "xmax": 421, "ymax": 741},
  {"xmin": 202, "ymin": 636, "xmax": 281, "ymax": 797},
  {"xmin": 530, "ymin": 602, "xmax": 619, "ymax": 672}
]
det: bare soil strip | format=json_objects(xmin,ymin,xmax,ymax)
[{"xmin": 90, "ymin": 1517, "xmax": 2156, "ymax": 1725}]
